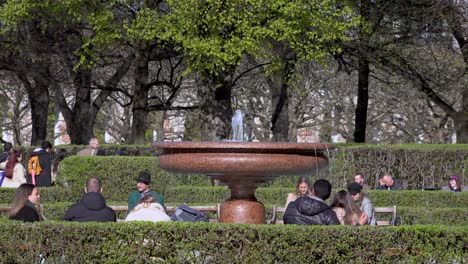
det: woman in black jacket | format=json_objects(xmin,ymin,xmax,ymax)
[{"xmin": 8, "ymin": 183, "xmax": 41, "ymax": 222}]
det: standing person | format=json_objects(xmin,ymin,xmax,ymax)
[
  {"xmin": 330, "ymin": 190, "xmax": 368, "ymax": 226},
  {"xmin": 8, "ymin": 183, "xmax": 42, "ymax": 222},
  {"xmin": 51, "ymin": 149, "xmax": 67, "ymax": 185},
  {"xmin": 2, "ymin": 150, "xmax": 27, "ymax": 188},
  {"xmin": 283, "ymin": 179, "xmax": 340, "ymax": 225},
  {"xmin": 442, "ymin": 175, "xmax": 467, "ymax": 192},
  {"xmin": 347, "ymin": 182, "xmax": 377, "ymax": 225},
  {"xmin": 77, "ymin": 138, "xmax": 99, "ymax": 156},
  {"xmin": 376, "ymin": 173, "xmax": 404, "ymax": 190},
  {"xmin": 28, "ymin": 141, "xmax": 53, "ymax": 187},
  {"xmin": 63, "ymin": 177, "xmax": 116, "ymax": 222},
  {"xmin": 285, "ymin": 176, "xmax": 311, "ymax": 207},
  {"xmin": 128, "ymin": 172, "xmax": 164, "ymax": 211},
  {"xmin": 0, "ymin": 141, "xmax": 13, "ymax": 169},
  {"xmin": 125, "ymin": 195, "xmax": 171, "ymax": 222},
  {"xmin": 354, "ymin": 173, "xmax": 371, "ymax": 191}
]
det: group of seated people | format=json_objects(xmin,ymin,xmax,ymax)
[
  {"xmin": 283, "ymin": 177, "xmax": 375, "ymax": 226},
  {"xmin": 8, "ymin": 171, "xmax": 170, "ymax": 223},
  {"xmin": 283, "ymin": 172, "xmax": 466, "ymax": 226},
  {"xmin": 5, "ymin": 170, "xmax": 467, "ymax": 225}
]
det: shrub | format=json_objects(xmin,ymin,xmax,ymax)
[{"xmin": 0, "ymin": 221, "xmax": 465, "ymax": 263}]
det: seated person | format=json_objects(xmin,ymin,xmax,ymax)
[
  {"xmin": 442, "ymin": 175, "xmax": 467, "ymax": 192},
  {"xmin": 347, "ymin": 182, "xmax": 376, "ymax": 225},
  {"xmin": 285, "ymin": 176, "xmax": 311, "ymax": 207},
  {"xmin": 283, "ymin": 179, "xmax": 340, "ymax": 225},
  {"xmin": 63, "ymin": 177, "xmax": 116, "ymax": 222},
  {"xmin": 125, "ymin": 195, "xmax": 171, "ymax": 222},
  {"xmin": 128, "ymin": 172, "xmax": 164, "ymax": 211},
  {"xmin": 8, "ymin": 183, "xmax": 42, "ymax": 222},
  {"xmin": 376, "ymin": 173, "xmax": 404, "ymax": 190},
  {"xmin": 330, "ymin": 189, "xmax": 368, "ymax": 226},
  {"xmin": 354, "ymin": 173, "xmax": 371, "ymax": 191}
]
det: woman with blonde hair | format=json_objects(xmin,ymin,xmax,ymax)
[
  {"xmin": 2, "ymin": 149, "xmax": 27, "ymax": 188},
  {"xmin": 285, "ymin": 176, "xmax": 311, "ymax": 208},
  {"xmin": 125, "ymin": 195, "xmax": 171, "ymax": 222},
  {"xmin": 8, "ymin": 183, "xmax": 42, "ymax": 222},
  {"xmin": 330, "ymin": 190, "xmax": 368, "ymax": 226}
]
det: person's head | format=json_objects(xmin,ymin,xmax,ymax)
[
  {"xmin": 330, "ymin": 190, "xmax": 361, "ymax": 225},
  {"xmin": 85, "ymin": 177, "xmax": 103, "ymax": 193},
  {"xmin": 136, "ymin": 171, "xmax": 151, "ymax": 192},
  {"xmin": 354, "ymin": 173, "xmax": 365, "ymax": 185},
  {"xmin": 295, "ymin": 176, "xmax": 311, "ymax": 197},
  {"xmin": 3, "ymin": 142, "xmax": 12, "ymax": 152},
  {"xmin": 380, "ymin": 173, "xmax": 394, "ymax": 186},
  {"xmin": 4, "ymin": 149, "xmax": 23, "ymax": 179},
  {"xmin": 41, "ymin": 141, "xmax": 52, "ymax": 152},
  {"xmin": 347, "ymin": 182, "xmax": 363, "ymax": 201},
  {"xmin": 89, "ymin": 138, "xmax": 99, "ymax": 149},
  {"xmin": 448, "ymin": 175, "xmax": 461, "ymax": 190},
  {"xmin": 311, "ymin": 179, "xmax": 332, "ymax": 200},
  {"xmin": 9, "ymin": 183, "xmax": 40, "ymax": 217},
  {"xmin": 138, "ymin": 195, "xmax": 157, "ymax": 205}
]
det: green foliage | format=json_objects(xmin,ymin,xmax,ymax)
[{"xmin": 0, "ymin": 221, "xmax": 465, "ymax": 263}]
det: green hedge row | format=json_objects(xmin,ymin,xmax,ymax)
[
  {"xmin": 0, "ymin": 221, "xmax": 466, "ymax": 263},
  {"xmin": 12, "ymin": 144, "xmax": 468, "ymax": 191},
  {"xmin": 1, "ymin": 186, "xmax": 468, "ymax": 208},
  {"xmin": 1, "ymin": 203, "xmax": 466, "ymax": 226}
]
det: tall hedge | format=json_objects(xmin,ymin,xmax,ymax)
[{"xmin": 0, "ymin": 221, "xmax": 466, "ymax": 263}]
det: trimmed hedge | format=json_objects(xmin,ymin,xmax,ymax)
[
  {"xmin": 0, "ymin": 221, "xmax": 466, "ymax": 263},
  {"xmin": 1, "ymin": 203, "xmax": 467, "ymax": 225},
  {"xmin": 1, "ymin": 186, "xmax": 468, "ymax": 208}
]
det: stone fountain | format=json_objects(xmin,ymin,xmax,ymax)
[{"xmin": 154, "ymin": 141, "xmax": 333, "ymax": 224}]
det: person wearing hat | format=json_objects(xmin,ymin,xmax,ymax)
[
  {"xmin": 347, "ymin": 182, "xmax": 377, "ymax": 226},
  {"xmin": 442, "ymin": 175, "xmax": 467, "ymax": 192},
  {"xmin": 128, "ymin": 172, "xmax": 165, "ymax": 211}
]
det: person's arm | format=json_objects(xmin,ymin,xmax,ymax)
[
  {"xmin": 128, "ymin": 192, "xmax": 137, "ymax": 211},
  {"xmin": 361, "ymin": 199, "xmax": 374, "ymax": 225},
  {"xmin": 62, "ymin": 207, "xmax": 73, "ymax": 221},
  {"xmin": 358, "ymin": 212, "xmax": 368, "ymax": 226}
]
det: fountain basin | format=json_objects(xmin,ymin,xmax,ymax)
[{"xmin": 154, "ymin": 141, "xmax": 333, "ymax": 224}]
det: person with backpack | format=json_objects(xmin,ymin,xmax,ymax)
[{"xmin": 28, "ymin": 141, "xmax": 53, "ymax": 187}]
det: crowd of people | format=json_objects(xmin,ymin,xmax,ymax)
[{"xmin": 0, "ymin": 139, "xmax": 466, "ymax": 225}]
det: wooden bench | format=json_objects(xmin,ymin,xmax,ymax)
[
  {"xmin": 111, "ymin": 204, "xmax": 221, "ymax": 222},
  {"xmin": 268, "ymin": 205, "xmax": 397, "ymax": 226}
]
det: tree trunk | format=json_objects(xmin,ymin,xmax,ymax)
[
  {"xmin": 54, "ymin": 55, "xmax": 134, "ymax": 145},
  {"xmin": 130, "ymin": 47, "xmax": 151, "ymax": 144},
  {"xmin": 353, "ymin": 0, "xmax": 371, "ymax": 143},
  {"xmin": 353, "ymin": 57, "xmax": 370, "ymax": 143},
  {"xmin": 269, "ymin": 73, "xmax": 290, "ymax": 142},
  {"xmin": 199, "ymin": 73, "xmax": 232, "ymax": 141},
  {"xmin": 18, "ymin": 71, "xmax": 50, "ymax": 146}
]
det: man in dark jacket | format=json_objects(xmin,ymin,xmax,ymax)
[
  {"xmin": 63, "ymin": 177, "xmax": 116, "ymax": 222},
  {"xmin": 283, "ymin": 179, "xmax": 340, "ymax": 225}
]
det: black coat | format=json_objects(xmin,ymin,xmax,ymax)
[
  {"xmin": 9, "ymin": 201, "xmax": 40, "ymax": 222},
  {"xmin": 63, "ymin": 192, "xmax": 116, "ymax": 222},
  {"xmin": 31, "ymin": 149, "xmax": 52, "ymax": 187},
  {"xmin": 283, "ymin": 196, "xmax": 340, "ymax": 225}
]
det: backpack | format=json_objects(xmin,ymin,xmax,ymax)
[
  {"xmin": 170, "ymin": 203, "xmax": 208, "ymax": 222},
  {"xmin": 28, "ymin": 155, "xmax": 43, "ymax": 176}
]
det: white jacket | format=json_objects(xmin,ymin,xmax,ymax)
[
  {"xmin": 1, "ymin": 163, "xmax": 27, "ymax": 188},
  {"xmin": 125, "ymin": 203, "xmax": 171, "ymax": 222}
]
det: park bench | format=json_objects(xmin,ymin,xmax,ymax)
[
  {"xmin": 111, "ymin": 204, "xmax": 221, "ymax": 222},
  {"xmin": 267, "ymin": 205, "xmax": 398, "ymax": 226}
]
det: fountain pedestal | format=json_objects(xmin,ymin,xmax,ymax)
[{"xmin": 154, "ymin": 142, "xmax": 332, "ymax": 224}]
